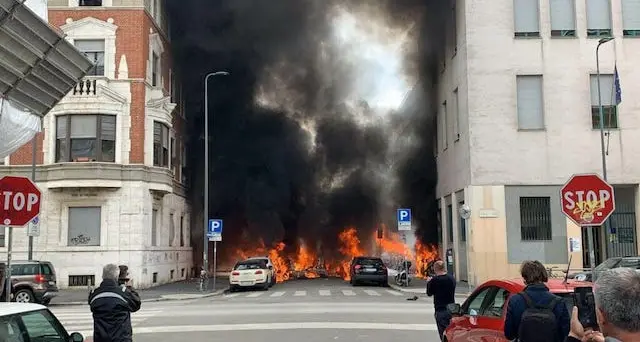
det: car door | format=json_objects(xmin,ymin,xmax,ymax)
[
  {"xmin": 466, "ymin": 286, "xmax": 502, "ymax": 342},
  {"xmin": 447, "ymin": 285, "xmax": 495, "ymax": 342}
]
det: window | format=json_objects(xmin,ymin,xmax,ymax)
[
  {"xmin": 622, "ymin": 0, "xmax": 640, "ymax": 36},
  {"xmin": 152, "ymin": 52, "xmax": 159, "ymax": 87},
  {"xmin": 0, "ymin": 228, "xmax": 4, "ymax": 247},
  {"xmin": 170, "ymin": 69, "xmax": 176, "ymax": 102},
  {"xmin": 586, "ymin": 0, "xmax": 612, "ymax": 37},
  {"xmin": 520, "ymin": 197, "xmax": 552, "ymax": 241},
  {"xmin": 550, "ymin": 0, "xmax": 576, "ymax": 36},
  {"xmin": 618, "ymin": 258, "xmax": 640, "ymax": 269},
  {"xmin": 464, "ymin": 286, "xmax": 492, "ymax": 315},
  {"xmin": 180, "ymin": 215, "xmax": 185, "ymax": 247},
  {"xmin": 589, "ymin": 74, "xmax": 618, "ymax": 129},
  {"xmin": 447, "ymin": 204, "xmax": 454, "ymax": 243},
  {"xmin": 56, "ymin": 115, "xmax": 116, "ymax": 163},
  {"xmin": 442, "ymin": 101, "xmax": 448, "ymax": 149},
  {"xmin": 453, "ymin": 88, "xmax": 460, "ymax": 140},
  {"xmin": 171, "ymin": 137, "xmax": 177, "ymax": 173},
  {"xmin": 79, "ymin": 0, "xmax": 102, "ymax": 6},
  {"xmin": 11, "ymin": 263, "xmax": 39, "ymax": 276},
  {"xmin": 69, "ymin": 275, "xmax": 95, "ymax": 286},
  {"xmin": 485, "ymin": 287, "xmax": 510, "ymax": 317},
  {"xmin": 152, "ymin": 272, "xmax": 158, "ymax": 283},
  {"xmin": 20, "ymin": 310, "xmax": 68, "ymax": 340},
  {"xmin": 68, "ymin": 207, "xmax": 101, "ymax": 246},
  {"xmin": 75, "ymin": 40, "xmax": 105, "ymax": 76},
  {"xmin": 514, "ymin": 0, "xmax": 540, "ymax": 37},
  {"xmin": 459, "ymin": 201, "xmax": 466, "ymax": 242},
  {"xmin": 516, "ymin": 75, "xmax": 544, "ymax": 130},
  {"xmin": 169, "ymin": 213, "xmax": 175, "ymax": 246},
  {"xmin": 153, "ymin": 122, "xmax": 170, "ymax": 167},
  {"xmin": 152, "ymin": 209, "xmax": 158, "ymax": 246}
]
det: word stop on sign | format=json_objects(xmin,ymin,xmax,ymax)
[
  {"xmin": 563, "ymin": 189, "xmax": 611, "ymax": 210},
  {"xmin": 2, "ymin": 190, "xmax": 39, "ymax": 212}
]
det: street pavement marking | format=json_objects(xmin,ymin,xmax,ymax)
[
  {"xmin": 341, "ymin": 289, "xmax": 356, "ymax": 296},
  {"xmin": 363, "ymin": 289, "xmax": 381, "ymax": 296},
  {"xmin": 246, "ymin": 292, "xmax": 265, "ymax": 298},
  {"xmin": 386, "ymin": 290, "xmax": 403, "ymax": 296},
  {"xmin": 270, "ymin": 291, "xmax": 286, "ymax": 297},
  {"xmin": 49, "ymin": 308, "xmax": 162, "ymax": 333},
  {"xmin": 77, "ymin": 322, "xmax": 438, "ymax": 336},
  {"xmin": 224, "ymin": 293, "xmax": 241, "ymax": 298},
  {"xmin": 318, "ymin": 289, "xmax": 331, "ymax": 296},
  {"xmin": 293, "ymin": 291, "xmax": 306, "ymax": 296}
]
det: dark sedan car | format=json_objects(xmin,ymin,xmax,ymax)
[{"xmin": 349, "ymin": 256, "xmax": 388, "ymax": 286}]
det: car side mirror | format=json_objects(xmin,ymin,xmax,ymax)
[
  {"xmin": 447, "ymin": 303, "xmax": 461, "ymax": 316},
  {"xmin": 69, "ymin": 332, "xmax": 84, "ymax": 342}
]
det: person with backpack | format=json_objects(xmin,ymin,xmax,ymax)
[{"xmin": 504, "ymin": 260, "xmax": 570, "ymax": 342}]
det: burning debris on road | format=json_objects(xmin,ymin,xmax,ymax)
[{"xmin": 228, "ymin": 225, "xmax": 438, "ymax": 283}]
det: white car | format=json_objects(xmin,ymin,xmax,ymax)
[
  {"xmin": 229, "ymin": 259, "xmax": 272, "ymax": 291},
  {"xmin": 245, "ymin": 256, "xmax": 276, "ymax": 287},
  {"xmin": 0, "ymin": 303, "xmax": 85, "ymax": 342}
]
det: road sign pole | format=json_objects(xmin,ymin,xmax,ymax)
[
  {"xmin": 213, "ymin": 241, "xmax": 217, "ymax": 291},
  {"xmin": 28, "ymin": 136, "xmax": 36, "ymax": 261},
  {"xmin": 586, "ymin": 226, "xmax": 596, "ymax": 276},
  {"xmin": 4, "ymin": 227, "xmax": 13, "ymax": 302}
]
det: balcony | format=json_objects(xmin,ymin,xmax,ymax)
[
  {"xmin": 79, "ymin": 0, "xmax": 102, "ymax": 6},
  {"xmin": 72, "ymin": 78, "xmax": 101, "ymax": 96}
]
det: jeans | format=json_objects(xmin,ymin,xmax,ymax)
[{"xmin": 434, "ymin": 309, "xmax": 452, "ymax": 341}]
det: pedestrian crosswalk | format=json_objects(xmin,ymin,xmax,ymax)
[
  {"xmin": 223, "ymin": 288, "xmax": 406, "ymax": 298},
  {"xmin": 48, "ymin": 307, "xmax": 162, "ymax": 334}
]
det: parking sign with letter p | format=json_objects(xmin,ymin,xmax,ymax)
[{"xmin": 397, "ymin": 208, "xmax": 411, "ymax": 231}]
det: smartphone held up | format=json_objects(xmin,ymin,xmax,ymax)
[{"xmin": 573, "ymin": 286, "xmax": 599, "ymax": 331}]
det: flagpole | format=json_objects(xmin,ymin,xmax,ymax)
[{"xmin": 595, "ymin": 37, "xmax": 614, "ymax": 268}]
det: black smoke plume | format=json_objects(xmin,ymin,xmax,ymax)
[{"xmin": 167, "ymin": 0, "xmax": 446, "ymax": 265}]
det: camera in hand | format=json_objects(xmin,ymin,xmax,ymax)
[
  {"xmin": 573, "ymin": 286, "xmax": 599, "ymax": 330},
  {"xmin": 118, "ymin": 265, "xmax": 130, "ymax": 286}
]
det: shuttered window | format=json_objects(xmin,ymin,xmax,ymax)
[
  {"xmin": 550, "ymin": 0, "xmax": 576, "ymax": 36},
  {"xmin": 589, "ymin": 74, "xmax": 618, "ymax": 129},
  {"xmin": 514, "ymin": 0, "xmax": 540, "ymax": 37},
  {"xmin": 520, "ymin": 197, "xmax": 552, "ymax": 241},
  {"xmin": 516, "ymin": 75, "xmax": 544, "ymax": 130},
  {"xmin": 586, "ymin": 0, "xmax": 612, "ymax": 37},
  {"xmin": 622, "ymin": 0, "xmax": 640, "ymax": 36}
]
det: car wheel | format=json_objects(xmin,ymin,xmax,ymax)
[
  {"xmin": 262, "ymin": 282, "xmax": 270, "ymax": 291},
  {"xmin": 14, "ymin": 289, "xmax": 35, "ymax": 303}
]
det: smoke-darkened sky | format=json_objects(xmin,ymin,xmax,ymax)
[{"xmin": 166, "ymin": 0, "xmax": 446, "ymax": 259}]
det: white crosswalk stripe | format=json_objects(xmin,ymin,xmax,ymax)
[
  {"xmin": 386, "ymin": 290, "xmax": 403, "ymax": 296},
  {"xmin": 246, "ymin": 292, "xmax": 265, "ymax": 298},
  {"xmin": 270, "ymin": 291, "xmax": 286, "ymax": 297},
  {"xmin": 341, "ymin": 289, "xmax": 356, "ymax": 296},
  {"xmin": 318, "ymin": 289, "xmax": 331, "ymax": 296},
  {"xmin": 220, "ymin": 288, "xmax": 451, "ymax": 299},
  {"xmin": 363, "ymin": 289, "xmax": 380, "ymax": 296},
  {"xmin": 48, "ymin": 307, "xmax": 161, "ymax": 333},
  {"xmin": 293, "ymin": 291, "xmax": 306, "ymax": 296}
]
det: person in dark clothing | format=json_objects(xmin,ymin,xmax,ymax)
[
  {"xmin": 89, "ymin": 264, "xmax": 142, "ymax": 342},
  {"xmin": 426, "ymin": 260, "xmax": 456, "ymax": 341},
  {"xmin": 504, "ymin": 260, "xmax": 570, "ymax": 341}
]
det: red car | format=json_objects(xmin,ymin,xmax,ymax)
[{"xmin": 443, "ymin": 278, "xmax": 591, "ymax": 342}]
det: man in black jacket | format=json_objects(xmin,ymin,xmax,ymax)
[
  {"xmin": 426, "ymin": 260, "xmax": 456, "ymax": 341},
  {"xmin": 89, "ymin": 264, "xmax": 142, "ymax": 342}
]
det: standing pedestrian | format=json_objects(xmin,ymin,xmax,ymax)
[
  {"xmin": 89, "ymin": 264, "xmax": 141, "ymax": 342},
  {"xmin": 426, "ymin": 260, "xmax": 456, "ymax": 341},
  {"xmin": 504, "ymin": 260, "xmax": 570, "ymax": 342}
]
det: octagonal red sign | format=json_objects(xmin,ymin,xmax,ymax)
[
  {"xmin": 0, "ymin": 176, "xmax": 42, "ymax": 227},
  {"xmin": 560, "ymin": 173, "xmax": 615, "ymax": 227}
]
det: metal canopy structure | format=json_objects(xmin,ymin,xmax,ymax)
[{"xmin": 0, "ymin": 0, "xmax": 94, "ymax": 117}]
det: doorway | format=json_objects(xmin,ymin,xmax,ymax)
[{"xmin": 582, "ymin": 226, "xmax": 603, "ymax": 268}]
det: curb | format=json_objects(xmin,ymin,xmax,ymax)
[
  {"xmin": 389, "ymin": 283, "xmax": 472, "ymax": 297},
  {"xmin": 49, "ymin": 288, "xmax": 228, "ymax": 306}
]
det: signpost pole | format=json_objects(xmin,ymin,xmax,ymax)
[
  {"xmin": 28, "ymin": 136, "xmax": 36, "ymax": 261},
  {"xmin": 213, "ymin": 241, "xmax": 217, "ymax": 291},
  {"xmin": 5, "ymin": 227, "xmax": 13, "ymax": 302},
  {"xmin": 586, "ymin": 226, "xmax": 596, "ymax": 276}
]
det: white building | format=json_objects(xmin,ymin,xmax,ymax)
[
  {"xmin": 434, "ymin": 0, "xmax": 640, "ymax": 285},
  {"xmin": 0, "ymin": 0, "xmax": 194, "ymax": 289}
]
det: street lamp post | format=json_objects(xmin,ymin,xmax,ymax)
[
  {"xmin": 203, "ymin": 71, "xmax": 229, "ymax": 285},
  {"xmin": 589, "ymin": 37, "xmax": 614, "ymax": 275}
]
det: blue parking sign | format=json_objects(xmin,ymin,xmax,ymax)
[
  {"xmin": 208, "ymin": 219, "xmax": 223, "ymax": 238},
  {"xmin": 397, "ymin": 209, "xmax": 411, "ymax": 231}
]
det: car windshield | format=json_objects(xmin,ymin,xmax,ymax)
[{"xmin": 235, "ymin": 262, "xmax": 265, "ymax": 270}]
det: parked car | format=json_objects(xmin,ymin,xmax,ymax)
[
  {"xmin": 245, "ymin": 256, "xmax": 277, "ymax": 287},
  {"xmin": 443, "ymin": 278, "xmax": 590, "ymax": 342},
  {"xmin": 0, "ymin": 260, "xmax": 58, "ymax": 304},
  {"xmin": 0, "ymin": 303, "xmax": 85, "ymax": 342},
  {"xmin": 349, "ymin": 256, "xmax": 388, "ymax": 287},
  {"xmin": 229, "ymin": 259, "xmax": 272, "ymax": 291},
  {"xmin": 569, "ymin": 256, "xmax": 640, "ymax": 282}
]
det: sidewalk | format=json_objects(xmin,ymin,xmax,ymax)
[
  {"xmin": 50, "ymin": 277, "xmax": 229, "ymax": 306},
  {"xmin": 387, "ymin": 276, "xmax": 473, "ymax": 295}
]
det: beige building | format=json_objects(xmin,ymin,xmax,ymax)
[
  {"xmin": 0, "ymin": 0, "xmax": 193, "ymax": 288},
  {"xmin": 435, "ymin": 0, "xmax": 640, "ymax": 286}
]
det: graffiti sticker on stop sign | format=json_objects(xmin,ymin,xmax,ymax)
[
  {"xmin": 0, "ymin": 176, "xmax": 42, "ymax": 227},
  {"xmin": 560, "ymin": 173, "xmax": 615, "ymax": 227}
]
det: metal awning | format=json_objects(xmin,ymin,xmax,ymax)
[{"xmin": 0, "ymin": 0, "xmax": 94, "ymax": 117}]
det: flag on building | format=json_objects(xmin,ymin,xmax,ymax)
[{"xmin": 614, "ymin": 65, "xmax": 622, "ymax": 105}]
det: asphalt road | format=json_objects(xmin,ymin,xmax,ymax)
[{"xmin": 51, "ymin": 278, "xmax": 470, "ymax": 342}]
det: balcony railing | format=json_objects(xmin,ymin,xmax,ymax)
[
  {"xmin": 79, "ymin": 0, "xmax": 102, "ymax": 6},
  {"xmin": 72, "ymin": 78, "xmax": 99, "ymax": 95}
]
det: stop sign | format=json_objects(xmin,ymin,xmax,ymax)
[
  {"xmin": 560, "ymin": 173, "xmax": 615, "ymax": 226},
  {"xmin": 0, "ymin": 176, "xmax": 42, "ymax": 227}
]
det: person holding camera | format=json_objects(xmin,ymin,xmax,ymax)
[
  {"xmin": 89, "ymin": 264, "xmax": 142, "ymax": 342},
  {"xmin": 566, "ymin": 268, "xmax": 640, "ymax": 342}
]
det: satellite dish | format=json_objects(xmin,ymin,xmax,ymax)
[{"xmin": 459, "ymin": 204, "xmax": 471, "ymax": 220}]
